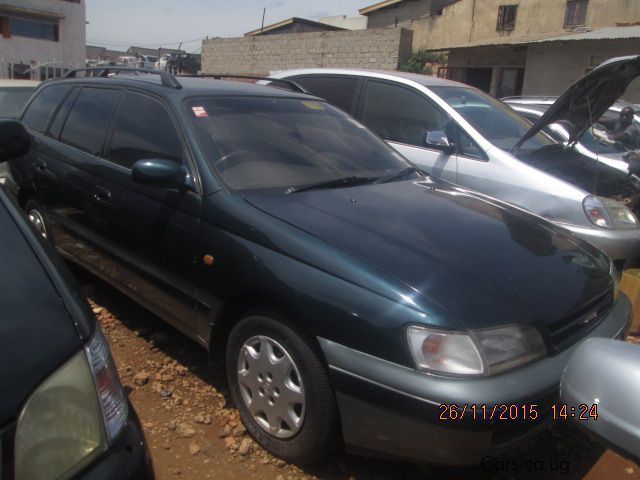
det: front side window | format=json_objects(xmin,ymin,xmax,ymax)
[
  {"xmin": 60, "ymin": 88, "xmax": 120, "ymax": 155},
  {"xmin": 360, "ymin": 80, "xmax": 449, "ymax": 148},
  {"xmin": 187, "ymin": 97, "xmax": 412, "ymax": 193},
  {"xmin": 496, "ymin": 5, "xmax": 518, "ymax": 31},
  {"xmin": 106, "ymin": 93, "xmax": 183, "ymax": 169},
  {"xmin": 431, "ymin": 86, "xmax": 554, "ymax": 151},
  {"xmin": 22, "ymin": 84, "xmax": 70, "ymax": 133},
  {"xmin": 564, "ymin": 0, "xmax": 588, "ymax": 27}
]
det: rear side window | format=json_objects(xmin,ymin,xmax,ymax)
[
  {"xmin": 360, "ymin": 80, "xmax": 449, "ymax": 147},
  {"xmin": 60, "ymin": 88, "xmax": 120, "ymax": 155},
  {"xmin": 106, "ymin": 93, "xmax": 183, "ymax": 169},
  {"xmin": 22, "ymin": 84, "xmax": 70, "ymax": 133},
  {"xmin": 295, "ymin": 76, "xmax": 359, "ymax": 114}
]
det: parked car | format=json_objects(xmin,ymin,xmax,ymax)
[
  {"xmin": 503, "ymin": 96, "xmax": 640, "ymax": 130},
  {"xmin": 0, "ymin": 119, "xmax": 154, "ymax": 479},
  {"xmin": 166, "ymin": 53, "xmax": 201, "ymax": 74},
  {"xmin": 116, "ymin": 56, "xmax": 140, "ymax": 67},
  {"xmin": 505, "ymin": 102, "xmax": 637, "ymax": 176},
  {"xmin": 0, "ymin": 79, "xmax": 40, "ymax": 119},
  {"xmin": 9, "ymin": 68, "xmax": 631, "ymax": 465},
  {"xmin": 157, "ymin": 53, "xmax": 172, "ymax": 70},
  {"xmin": 137, "ymin": 54, "xmax": 158, "ymax": 69},
  {"xmin": 271, "ymin": 56, "xmax": 640, "ymax": 270},
  {"xmin": 0, "ymin": 79, "xmax": 40, "ymax": 185},
  {"xmin": 561, "ymin": 338, "xmax": 640, "ymax": 462}
]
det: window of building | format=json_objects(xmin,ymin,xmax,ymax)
[
  {"xmin": 60, "ymin": 88, "xmax": 121, "ymax": 155},
  {"xmin": 496, "ymin": 5, "xmax": 518, "ymax": 31},
  {"xmin": 564, "ymin": 0, "xmax": 588, "ymax": 28},
  {"xmin": 8, "ymin": 16, "xmax": 59, "ymax": 41},
  {"xmin": 106, "ymin": 93, "xmax": 183, "ymax": 169}
]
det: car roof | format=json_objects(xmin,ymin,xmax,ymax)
[
  {"xmin": 39, "ymin": 73, "xmax": 319, "ymax": 101},
  {"xmin": 272, "ymin": 67, "xmax": 468, "ymax": 88}
]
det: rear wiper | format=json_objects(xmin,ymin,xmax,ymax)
[
  {"xmin": 378, "ymin": 166, "xmax": 424, "ymax": 184},
  {"xmin": 286, "ymin": 176, "xmax": 378, "ymax": 193}
]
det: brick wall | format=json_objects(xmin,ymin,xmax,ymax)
[{"xmin": 202, "ymin": 27, "xmax": 413, "ymax": 75}]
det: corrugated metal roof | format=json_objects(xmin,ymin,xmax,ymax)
[
  {"xmin": 359, "ymin": 0, "xmax": 403, "ymax": 16},
  {"xmin": 440, "ymin": 26, "xmax": 640, "ymax": 51}
]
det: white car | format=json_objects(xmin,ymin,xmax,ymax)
[
  {"xmin": 0, "ymin": 79, "xmax": 40, "ymax": 185},
  {"xmin": 271, "ymin": 56, "xmax": 640, "ymax": 269},
  {"xmin": 506, "ymin": 102, "xmax": 636, "ymax": 176},
  {"xmin": 137, "ymin": 54, "xmax": 158, "ymax": 69},
  {"xmin": 0, "ymin": 79, "xmax": 40, "ymax": 119}
]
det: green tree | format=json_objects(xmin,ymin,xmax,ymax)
[{"xmin": 399, "ymin": 50, "xmax": 447, "ymax": 74}]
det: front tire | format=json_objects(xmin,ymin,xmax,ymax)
[{"xmin": 226, "ymin": 311, "xmax": 338, "ymax": 464}]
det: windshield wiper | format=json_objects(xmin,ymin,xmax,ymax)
[
  {"xmin": 286, "ymin": 175, "xmax": 378, "ymax": 194},
  {"xmin": 378, "ymin": 166, "xmax": 424, "ymax": 184}
]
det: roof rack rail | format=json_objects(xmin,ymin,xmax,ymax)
[
  {"xmin": 176, "ymin": 74, "xmax": 309, "ymax": 94},
  {"xmin": 64, "ymin": 67, "xmax": 182, "ymax": 89}
]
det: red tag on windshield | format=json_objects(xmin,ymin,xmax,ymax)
[{"xmin": 192, "ymin": 106, "xmax": 208, "ymax": 118}]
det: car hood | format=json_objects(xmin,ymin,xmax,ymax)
[
  {"xmin": 0, "ymin": 201, "xmax": 83, "ymax": 424},
  {"xmin": 514, "ymin": 55, "xmax": 640, "ymax": 149},
  {"xmin": 244, "ymin": 179, "xmax": 612, "ymax": 331}
]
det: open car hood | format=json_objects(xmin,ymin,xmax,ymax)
[{"xmin": 514, "ymin": 55, "xmax": 640, "ymax": 150}]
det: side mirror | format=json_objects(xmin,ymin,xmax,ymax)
[
  {"xmin": 560, "ymin": 338, "xmax": 640, "ymax": 461},
  {"xmin": 131, "ymin": 159, "xmax": 186, "ymax": 189},
  {"xmin": 424, "ymin": 130, "xmax": 454, "ymax": 154},
  {"xmin": 0, "ymin": 120, "xmax": 30, "ymax": 163}
]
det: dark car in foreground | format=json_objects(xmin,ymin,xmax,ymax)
[
  {"xmin": 0, "ymin": 120, "xmax": 153, "ymax": 479},
  {"xmin": 8, "ymin": 68, "xmax": 631, "ymax": 465}
]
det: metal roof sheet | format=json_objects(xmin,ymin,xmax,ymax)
[{"xmin": 440, "ymin": 26, "xmax": 640, "ymax": 51}]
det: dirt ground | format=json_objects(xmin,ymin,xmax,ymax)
[{"xmin": 79, "ymin": 274, "xmax": 640, "ymax": 480}]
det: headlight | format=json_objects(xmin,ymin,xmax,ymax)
[
  {"xmin": 14, "ymin": 328, "xmax": 128, "ymax": 480},
  {"xmin": 407, "ymin": 324, "xmax": 546, "ymax": 377},
  {"xmin": 583, "ymin": 195, "xmax": 638, "ymax": 229}
]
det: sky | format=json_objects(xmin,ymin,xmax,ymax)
[{"xmin": 86, "ymin": 0, "xmax": 371, "ymax": 53}]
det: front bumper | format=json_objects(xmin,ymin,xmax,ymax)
[{"xmin": 320, "ymin": 294, "xmax": 631, "ymax": 465}]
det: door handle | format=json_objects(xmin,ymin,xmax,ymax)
[{"xmin": 93, "ymin": 186, "xmax": 111, "ymax": 202}]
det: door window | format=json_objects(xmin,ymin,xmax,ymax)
[
  {"xmin": 295, "ymin": 76, "xmax": 359, "ymax": 114},
  {"xmin": 360, "ymin": 80, "xmax": 449, "ymax": 148},
  {"xmin": 22, "ymin": 84, "xmax": 70, "ymax": 133},
  {"xmin": 106, "ymin": 93, "xmax": 183, "ymax": 169},
  {"xmin": 60, "ymin": 88, "xmax": 120, "ymax": 155}
]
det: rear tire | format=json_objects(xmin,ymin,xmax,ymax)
[{"xmin": 226, "ymin": 311, "xmax": 338, "ymax": 464}]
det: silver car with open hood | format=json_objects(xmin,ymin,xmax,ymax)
[{"xmin": 272, "ymin": 56, "xmax": 640, "ymax": 269}]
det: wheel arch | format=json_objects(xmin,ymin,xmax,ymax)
[{"xmin": 208, "ymin": 291, "xmax": 326, "ymax": 370}]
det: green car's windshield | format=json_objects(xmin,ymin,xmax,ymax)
[
  {"xmin": 187, "ymin": 97, "xmax": 414, "ymax": 193},
  {"xmin": 430, "ymin": 86, "xmax": 554, "ymax": 151}
]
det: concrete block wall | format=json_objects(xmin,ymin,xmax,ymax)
[{"xmin": 202, "ymin": 27, "xmax": 413, "ymax": 75}]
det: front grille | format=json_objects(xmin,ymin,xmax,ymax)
[{"xmin": 546, "ymin": 290, "xmax": 613, "ymax": 352}]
